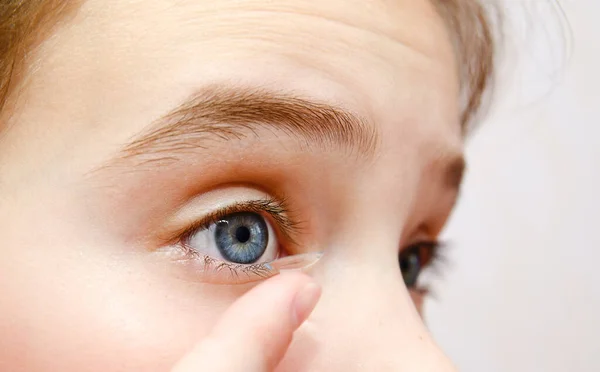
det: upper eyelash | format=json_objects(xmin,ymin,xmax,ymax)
[
  {"xmin": 409, "ymin": 241, "xmax": 449, "ymax": 297},
  {"xmin": 425, "ymin": 240, "xmax": 447, "ymax": 272},
  {"xmin": 176, "ymin": 197, "xmax": 302, "ymax": 248}
]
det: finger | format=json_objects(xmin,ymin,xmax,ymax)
[{"xmin": 171, "ymin": 273, "xmax": 321, "ymax": 372}]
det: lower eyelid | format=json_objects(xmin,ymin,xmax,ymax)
[
  {"xmin": 161, "ymin": 251, "xmax": 278, "ymax": 284},
  {"xmin": 155, "ymin": 245, "xmax": 322, "ymax": 285}
]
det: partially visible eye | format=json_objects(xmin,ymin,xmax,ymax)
[
  {"xmin": 399, "ymin": 242, "xmax": 439, "ymax": 288},
  {"xmin": 186, "ymin": 211, "xmax": 277, "ymax": 264}
]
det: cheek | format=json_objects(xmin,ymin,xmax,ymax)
[
  {"xmin": 0, "ymin": 231, "xmax": 242, "ymax": 371},
  {"xmin": 410, "ymin": 291, "xmax": 425, "ymax": 315}
]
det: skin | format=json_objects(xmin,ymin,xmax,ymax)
[{"xmin": 0, "ymin": 0, "xmax": 463, "ymax": 370}]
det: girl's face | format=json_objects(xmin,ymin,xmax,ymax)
[{"xmin": 0, "ymin": 0, "xmax": 463, "ymax": 370}]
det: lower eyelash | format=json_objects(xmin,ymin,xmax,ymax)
[
  {"xmin": 189, "ymin": 252, "xmax": 274, "ymax": 281},
  {"xmin": 165, "ymin": 245, "xmax": 322, "ymax": 285}
]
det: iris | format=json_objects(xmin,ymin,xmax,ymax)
[{"xmin": 215, "ymin": 212, "xmax": 269, "ymax": 264}]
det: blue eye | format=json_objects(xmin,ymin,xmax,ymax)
[
  {"xmin": 214, "ymin": 212, "xmax": 269, "ymax": 264},
  {"xmin": 187, "ymin": 211, "xmax": 276, "ymax": 265}
]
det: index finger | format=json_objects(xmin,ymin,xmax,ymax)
[{"xmin": 171, "ymin": 273, "xmax": 321, "ymax": 372}]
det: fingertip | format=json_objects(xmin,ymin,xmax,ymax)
[{"xmin": 171, "ymin": 273, "xmax": 321, "ymax": 372}]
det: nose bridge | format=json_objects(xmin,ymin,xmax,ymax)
[{"xmin": 279, "ymin": 246, "xmax": 456, "ymax": 371}]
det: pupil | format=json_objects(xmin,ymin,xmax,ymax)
[{"xmin": 235, "ymin": 226, "xmax": 251, "ymax": 243}]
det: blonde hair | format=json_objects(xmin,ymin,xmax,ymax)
[
  {"xmin": 432, "ymin": 0, "xmax": 497, "ymax": 130},
  {"xmin": 0, "ymin": 0, "xmax": 496, "ymax": 129}
]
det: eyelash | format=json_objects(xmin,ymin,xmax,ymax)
[
  {"xmin": 178, "ymin": 197, "xmax": 299, "ymax": 244},
  {"xmin": 406, "ymin": 241, "xmax": 447, "ymax": 295}
]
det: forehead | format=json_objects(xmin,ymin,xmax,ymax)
[{"xmin": 28, "ymin": 0, "xmax": 461, "ymax": 156}]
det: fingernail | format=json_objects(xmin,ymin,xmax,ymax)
[{"xmin": 292, "ymin": 282, "xmax": 321, "ymax": 328}]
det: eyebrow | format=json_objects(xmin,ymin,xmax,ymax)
[
  {"xmin": 116, "ymin": 85, "xmax": 379, "ymax": 166},
  {"xmin": 106, "ymin": 84, "xmax": 464, "ymax": 193}
]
